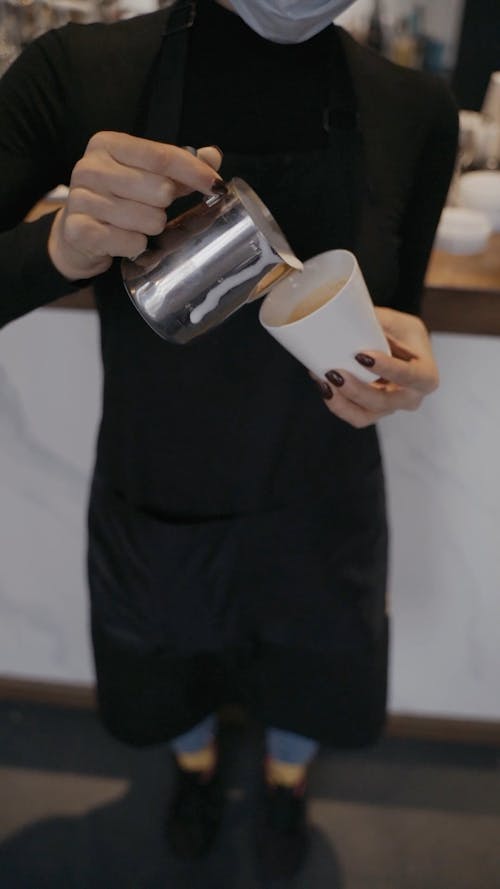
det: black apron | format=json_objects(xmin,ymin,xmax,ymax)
[{"xmin": 88, "ymin": 1, "xmax": 389, "ymax": 748}]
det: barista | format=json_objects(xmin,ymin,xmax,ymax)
[{"xmin": 0, "ymin": 0, "xmax": 457, "ymax": 878}]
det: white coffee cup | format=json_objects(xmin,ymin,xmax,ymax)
[{"xmin": 259, "ymin": 249, "xmax": 390, "ymax": 382}]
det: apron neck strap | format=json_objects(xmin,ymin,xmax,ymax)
[
  {"xmin": 163, "ymin": 0, "xmax": 196, "ymax": 36},
  {"xmin": 139, "ymin": 0, "xmax": 196, "ymax": 144},
  {"xmin": 323, "ymin": 26, "xmax": 360, "ymax": 143}
]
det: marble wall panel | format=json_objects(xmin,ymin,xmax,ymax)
[
  {"xmin": 1, "ymin": 311, "xmax": 499, "ymax": 719},
  {"xmin": 0, "ymin": 309, "xmax": 100, "ymax": 682},
  {"xmin": 380, "ymin": 333, "xmax": 500, "ymax": 719}
]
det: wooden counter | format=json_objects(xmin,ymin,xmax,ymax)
[{"xmin": 422, "ymin": 232, "xmax": 500, "ymax": 336}]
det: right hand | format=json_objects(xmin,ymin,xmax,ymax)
[{"xmin": 48, "ymin": 132, "xmax": 224, "ymax": 281}]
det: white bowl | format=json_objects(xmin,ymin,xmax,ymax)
[
  {"xmin": 434, "ymin": 207, "xmax": 492, "ymax": 255},
  {"xmin": 458, "ymin": 171, "xmax": 500, "ymax": 232}
]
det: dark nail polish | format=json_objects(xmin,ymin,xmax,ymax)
[
  {"xmin": 315, "ymin": 380, "xmax": 333, "ymax": 400},
  {"xmin": 211, "ymin": 178, "xmax": 228, "ymax": 195},
  {"xmin": 325, "ymin": 370, "xmax": 345, "ymax": 387},
  {"xmin": 355, "ymin": 353, "xmax": 375, "ymax": 368}
]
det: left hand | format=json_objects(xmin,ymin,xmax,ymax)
[{"xmin": 312, "ymin": 307, "xmax": 439, "ymax": 429}]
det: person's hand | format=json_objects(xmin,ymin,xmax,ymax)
[
  {"xmin": 48, "ymin": 132, "xmax": 224, "ymax": 281},
  {"xmin": 313, "ymin": 307, "xmax": 439, "ymax": 428}
]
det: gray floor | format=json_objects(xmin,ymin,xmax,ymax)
[{"xmin": 1, "ymin": 702, "xmax": 500, "ymax": 889}]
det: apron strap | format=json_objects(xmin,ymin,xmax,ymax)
[
  {"xmin": 137, "ymin": 0, "xmax": 196, "ymax": 145},
  {"xmin": 323, "ymin": 26, "xmax": 365, "ymax": 252},
  {"xmin": 324, "ymin": 26, "xmax": 360, "ymax": 139}
]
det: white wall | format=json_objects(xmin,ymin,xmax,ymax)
[
  {"xmin": 381, "ymin": 334, "xmax": 500, "ymax": 719},
  {"xmin": 1, "ymin": 311, "xmax": 499, "ymax": 720},
  {"xmin": 0, "ymin": 310, "xmax": 100, "ymax": 684}
]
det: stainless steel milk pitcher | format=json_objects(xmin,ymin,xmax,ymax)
[{"xmin": 121, "ymin": 177, "xmax": 303, "ymax": 344}]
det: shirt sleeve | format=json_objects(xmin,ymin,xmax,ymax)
[
  {"xmin": 0, "ymin": 29, "xmax": 89, "ymax": 330},
  {"xmin": 393, "ymin": 77, "xmax": 459, "ymax": 316}
]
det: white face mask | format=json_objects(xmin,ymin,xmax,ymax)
[{"xmin": 226, "ymin": 1, "xmax": 355, "ymax": 44}]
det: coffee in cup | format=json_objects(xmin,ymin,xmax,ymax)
[{"xmin": 285, "ymin": 279, "xmax": 349, "ymax": 324}]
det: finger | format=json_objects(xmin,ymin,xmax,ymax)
[
  {"xmin": 72, "ymin": 154, "xmax": 180, "ymax": 209},
  {"xmin": 310, "ymin": 373, "xmax": 381, "ymax": 427},
  {"xmin": 87, "ymin": 131, "xmax": 225, "ymax": 194},
  {"xmin": 197, "ymin": 145, "xmax": 223, "ymax": 172},
  {"xmin": 169, "ymin": 145, "xmax": 224, "ymax": 199},
  {"xmin": 326, "ymin": 370, "xmax": 423, "ymax": 413},
  {"xmin": 354, "ymin": 351, "xmax": 438, "ymax": 394},
  {"xmin": 63, "ymin": 213, "xmax": 148, "ymax": 260},
  {"xmin": 375, "ymin": 306, "xmax": 426, "ymax": 344},
  {"xmin": 67, "ymin": 187, "xmax": 167, "ymax": 236},
  {"xmin": 173, "ymin": 145, "xmax": 223, "ymax": 199},
  {"xmin": 322, "ymin": 386, "xmax": 380, "ymax": 429},
  {"xmin": 385, "ymin": 334, "xmax": 419, "ymax": 361},
  {"xmin": 375, "ymin": 307, "xmax": 433, "ymax": 355}
]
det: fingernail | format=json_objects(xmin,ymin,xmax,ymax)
[
  {"xmin": 211, "ymin": 145, "xmax": 224, "ymax": 158},
  {"xmin": 355, "ymin": 353, "xmax": 375, "ymax": 368},
  {"xmin": 325, "ymin": 370, "xmax": 345, "ymax": 387},
  {"xmin": 211, "ymin": 178, "xmax": 228, "ymax": 195},
  {"xmin": 315, "ymin": 380, "xmax": 333, "ymax": 400}
]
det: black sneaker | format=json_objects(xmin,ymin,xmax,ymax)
[
  {"xmin": 165, "ymin": 759, "xmax": 224, "ymax": 859},
  {"xmin": 256, "ymin": 781, "xmax": 310, "ymax": 880}
]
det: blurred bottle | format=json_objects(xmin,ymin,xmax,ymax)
[
  {"xmin": 366, "ymin": 0, "xmax": 384, "ymax": 54},
  {"xmin": 386, "ymin": 2, "xmax": 431, "ymax": 70},
  {"xmin": 482, "ymin": 72, "xmax": 500, "ymax": 127},
  {"xmin": 480, "ymin": 72, "xmax": 500, "ymax": 170}
]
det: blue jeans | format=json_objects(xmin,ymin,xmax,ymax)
[{"xmin": 171, "ymin": 715, "xmax": 319, "ymax": 765}]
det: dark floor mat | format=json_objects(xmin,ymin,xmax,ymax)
[{"xmin": 1, "ymin": 702, "xmax": 499, "ymax": 889}]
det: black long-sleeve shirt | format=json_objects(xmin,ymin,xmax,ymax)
[{"xmin": 0, "ymin": 3, "xmax": 457, "ymax": 516}]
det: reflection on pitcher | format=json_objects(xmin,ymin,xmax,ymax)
[{"xmin": 121, "ymin": 177, "xmax": 303, "ymax": 343}]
